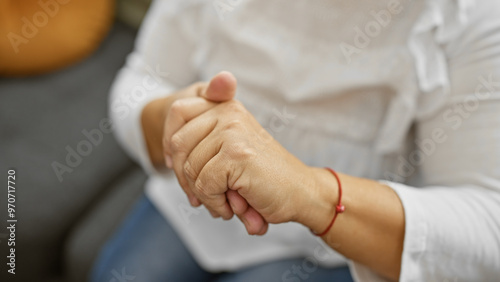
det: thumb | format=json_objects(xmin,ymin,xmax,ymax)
[{"xmin": 201, "ymin": 71, "xmax": 237, "ymax": 102}]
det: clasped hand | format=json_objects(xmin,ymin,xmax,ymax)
[{"xmin": 163, "ymin": 72, "xmax": 317, "ymax": 235}]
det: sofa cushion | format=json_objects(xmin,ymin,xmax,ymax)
[
  {"xmin": 0, "ymin": 0, "xmax": 115, "ymax": 76},
  {"xmin": 64, "ymin": 166, "xmax": 146, "ymax": 282},
  {"xmin": 0, "ymin": 22, "xmax": 138, "ymax": 281}
]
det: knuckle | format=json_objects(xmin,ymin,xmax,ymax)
[
  {"xmin": 227, "ymin": 141, "xmax": 257, "ymax": 160},
  {"xmin": 222, "ymin": 119, "xmax": 244, "ymax": 132},
  {"xmin": 169, "ymin": 100, "xmax": 185, "ymax": 115},
  {"xmin": 193, "ymin": 178, "xmax": 208, "ymax": 198},
  {"xmin": 170, "ymin": 133, "xmax": 185, "ymax": 153},
  {"xmin": 183, "ymin": 161, "xmax": 198, "ymax": 180},
  {"xmin": 173, "ymin": 170, "xmax": 190, "ymax": 194},
  {"xmin": 226, "ymin": 100, "xmax": 245, "ymax": 113}
]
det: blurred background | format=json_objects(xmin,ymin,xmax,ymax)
[{"xmin": 0, "ymin": 0, "xmax": 154, "ymax": 281}]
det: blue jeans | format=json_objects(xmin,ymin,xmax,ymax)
[{"xmin": 91, "ymin": 195, "xmax": 353, "ymax": 282}]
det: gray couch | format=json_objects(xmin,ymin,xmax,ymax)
[{"xmin": 0, "ymin": 22, "xmax": 146, "ymax": 282}]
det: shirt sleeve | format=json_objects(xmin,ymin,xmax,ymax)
[
  {"xmin": 351, "ymin": 1, "xmax": 500, "ymax": 281},
  {"xmin": 109, "ymin": 0, "xmax": 205, "ymax": 175}
]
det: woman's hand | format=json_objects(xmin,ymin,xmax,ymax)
[
  {"xmin": 141, "ymin": 71, "xmax": 237, "ymax": 168},
  {"xmin": 163, "ymin": 79, "xmax": 333, "ymax": 235},
  {"xmin": 141, "ymin": 72, "xmax": 238, "ymax": 205}
]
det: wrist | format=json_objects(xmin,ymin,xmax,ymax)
[
  {"xmin": 295, "ymin": 167, "xmax": 339, "ymax": 234},
  {"xmin": 141, "ymin": 96, "xmax": 171, "ymax": 167}
]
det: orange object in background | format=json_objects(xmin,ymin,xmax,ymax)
[{"xmin": 0, "ymin": 0, "xmax": 115, "ymax": 76}]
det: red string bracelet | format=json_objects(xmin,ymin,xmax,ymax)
[{"xmin": 311, "ymin": 167, "xmax": 345, "ymax": 237}]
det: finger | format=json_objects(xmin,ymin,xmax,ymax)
[
  {"xmin": 171, "ymin": 100, "xmax": 247, "ymax": 208},
  {"xmin": 201, "ymin": 71, "xmax": 237, "ymax": 102},
  {"xmin": 162, "ymin": 73, "xmax": 236, "ymax": 206},
  {"xmin": 227, "ymin": 190, "xmax": 268, "ymax": 235},
  {"xmin": 226, "ymin": 189, "xmax": 248, "ymax": 214},
  {"xmin": 164, "ymin": 97, "xmax": 217, "ymax": 160},
  {"xmin": 193, "ymin": 153, "xmax": 234, "ymax": 220},
  {"xmin": 163, "ymin": 98, "xmax": 217, "ymax": 205},
  {"xmin": 170, "ymin": 112, "xmax": 219, "ymax": 206},
  {"xmin": 177, "ymin": 116, "xmax": 221, "ymax": 188},
  {"xmin": 174, "ymin": 100, "xmax": 250, "ymax": 188},
  {"xmin": 207, "ymin": 207, "xmax": 221, "ymax": 219},
  {"xmin": 164, "ymin": 71, "xmax": 236, "ymax": 160},
  {"xmin": 239, "ymin": 210, "xmax": 269, "ymax": 236}
]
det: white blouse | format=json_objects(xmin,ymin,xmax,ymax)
[{"xmin": 109, "ymin": 0, "xmax": 500, "ymax": 280}]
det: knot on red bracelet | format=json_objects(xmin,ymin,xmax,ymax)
[{"xmin": 336, "ymin": 204, "xmax": 345, "ymax": 213}]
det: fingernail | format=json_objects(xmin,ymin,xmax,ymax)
[{"xmin": 165, "ymin": 155, "xmax": 173, "ymax": 168}]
